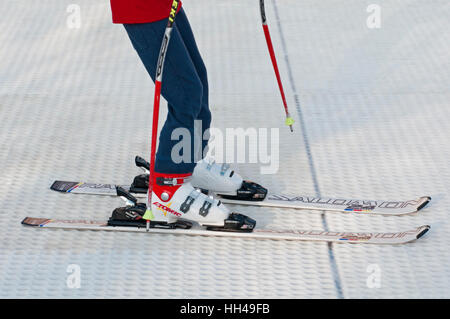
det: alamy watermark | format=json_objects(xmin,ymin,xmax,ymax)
[
  {"xmin": 366, "ymin": 264, "xmax": 381, "ymax": 288},
  {"xmin": 171, "ymin": 121, "xmax": 280, "ymax": 175},
  {"xmin": 367, "ymin": 4, "xmax": 381, "ymax": 29},
  {"xmin": 66, "ymin": 264, "xmax": 81, "ymax": 289},
  {"xmin": 66, "ymin": 4, "xmax": 81, "ymax": 29}
]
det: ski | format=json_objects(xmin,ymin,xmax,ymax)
[
  {"xmin": 50, "ymin": 180, "xmax": 431, "ymax": 216},
  {"xmin": 21, "ymin": 217, "xmax": 430, "ymax": 244}
]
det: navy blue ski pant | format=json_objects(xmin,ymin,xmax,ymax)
[{"xmin": 124, "ymin": 8, "xmax": 211, "ymax": 174}]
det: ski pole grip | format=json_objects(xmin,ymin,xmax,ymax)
[
  {"xmin": 135, "ymin": 156, "xmax": 150, "ymax": 170},
  {"xmin": 116, "ymin": 186, "xmax": 138, "ymax": 204}
]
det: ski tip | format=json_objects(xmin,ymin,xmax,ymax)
[
  {"xmin": 416, "ymin": 225, "xmax": 431, "ymax": 239},
  {"xmin": 22, "ymin": 217, "xmax": 50, "ymax": 227},
  {"xmin": 417, "ymin": 196, "xmax": 432, "ymax": 211},
  {"xmin": 50, "ymin": 181, "xmax": 80, "ymax": 193}
]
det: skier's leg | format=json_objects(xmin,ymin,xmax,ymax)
[
  {"xmin": 124, "ymin": 21, "xmax": 203, "ymax": 174},
  {"xmin": 172, "ymin": 8, "xmax": 211, "ymax": 156}
]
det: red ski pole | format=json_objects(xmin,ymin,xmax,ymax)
[
  {"xmin": 260, "ymin": 0, "xmax": 294, "ymax": 132},
  {"xmin": 143, "ymin": 0, "xmax": 181, "ymax": 230}
]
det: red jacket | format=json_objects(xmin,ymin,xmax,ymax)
[{"xmin": 110, "ymin": 0, "xmax": 182, "ymax": 24}]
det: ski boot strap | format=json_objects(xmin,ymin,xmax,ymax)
[
  {"xmin": 203, "ymin": 158, "xmax": 233, "ymax": 177},
  {"xmin": 156, "ymin": 176, "xmax": 191, "ymax": 186},
  {"xmin": 153, "ymin": 172, "xmax": 192, "ymax": 202}
]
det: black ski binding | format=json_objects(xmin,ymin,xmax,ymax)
[
  {"xmin": 128, "ymin": 156, "xmax": 150, "ymax": 193},
  {"xmin": 218, "ymin": 181, "xmax": 268, "ymax": 202},
  {"xmin": 135, "ymin": 155, "xmax": 150, "ymax": 171},
  {"xmin": 129, "ymin": 173, "xmax": 149, "ymax": 194},
  {"xmin": 107, "ymin": 205, "xmax": 146, "ymax": 227},
  {"xmin": 107, "ymin": 213, "xmax": 192, "ymax": 230},
  {"xmin": 206, "ymin": 213, "xmax": 256, "ymax": 232}
]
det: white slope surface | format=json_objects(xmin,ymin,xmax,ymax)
[{"xmin": 0, "ymin": 0, "xmax": 449, "ymax": 298}]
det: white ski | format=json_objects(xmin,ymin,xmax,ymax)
[
  {"xmin": 21, "ymin": 217, "xmax": 430, "ymax": 244},
  {"xmin": 50, "ymin": 180, "xmax": 431, "ymax": 216}
]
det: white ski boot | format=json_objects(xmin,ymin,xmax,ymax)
[
  {"xmin": 190, "ymin": 157, "xmax": 268, "ymax": 201},
  {"xmin": 130, "ymin": 156, "xmax": 268, "ymax": 202},
  {"xmin": 111, "ymin": 172, "xmax": 256, "ymax": 232}
]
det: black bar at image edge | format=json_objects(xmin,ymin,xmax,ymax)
[{"xmin": 1, "ymin": 299, "xmax": 448, "ymax": 317}]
